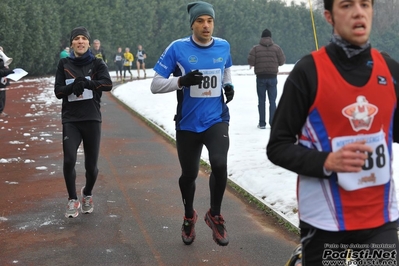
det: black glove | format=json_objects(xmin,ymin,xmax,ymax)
[
  {"xmin": 72, "ymin": 80, "xmax": 85, "ymax": 97},
  {"xmin": 0, "ymin": 68, "xmax": 14, "ymax": 77},
  {"xmin": 74, "ymin": 77, "xmax": 86, "ymax": 82},
  {"xmin": 74, "ymin": 77, "xmax": 90, "ymax": 89},
  {"xmin": 224, "ymin": 84, "xmax": 234, "ymax": 103},
  {"xmin": 179, "ymin": 70, "xmax": 203, "ymax": 87}
]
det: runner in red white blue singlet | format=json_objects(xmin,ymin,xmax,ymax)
[
  {"xmin": 297, "ymin": 48, "xmax": 397, "ymax": 232},
  {"xmin": 268, "ymin": 0, "xmax": 399, "ymax": 265}
]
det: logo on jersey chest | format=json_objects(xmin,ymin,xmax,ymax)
[
  {"xmin": 377, "ymin": 75, "xmax": 387, "ymax": 85},
  {"xmin": 342, "ymin": 95, "xmax": 378, "ymax": 131},
  {"xmin": 188, "ymin": 55, "xmax": 198, "ymax": 64},
  {"xmin": 213, "ymin": 57, "xmax": 223, "ymax": 63}
]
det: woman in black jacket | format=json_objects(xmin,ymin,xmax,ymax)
[{"xmin": 54, "ymin": 26, "xmax": 112, "ymax": 218}]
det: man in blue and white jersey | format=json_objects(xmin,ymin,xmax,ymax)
[{"xmin": 150, "ymin": 1, "xmax": 234, "ymax": 247}]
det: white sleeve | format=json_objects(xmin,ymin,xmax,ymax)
[
  {"xmin": 223, "ymin": 67, "xmax": 232, "ymax": 85},
  {"xmin": 150, "ymin": 72, "xmax": 181, "ymax": 94}
]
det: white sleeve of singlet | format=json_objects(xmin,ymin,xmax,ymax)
[
  {"xmin": 223, "ymin": 67, "xmax": 232, "ymax": 85},
  {"xmin": 150, "ymin": 72, "xmax": 181, "ymax": 94}
]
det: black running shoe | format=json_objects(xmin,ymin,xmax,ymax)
[
  {"xmin": 204, "ymin": 209, "xmax": 229, "ymax": 246},
  {"xmin": 181, "ymin": 210, "xmax": 198, "ymax": 245}
]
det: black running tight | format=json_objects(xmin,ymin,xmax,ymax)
[
  {"xmin": 176, "ymin": 122, "xmax": 229, "ymax": 218},
  {"xmin": 300, "ymin": 221, "xmax": 399, "ymax": 265},
  {"xmin": 123, "ymin": 66, "xmax": 132, "ymax": 78},
  {"xmin": 62, "ymin": 121, "xmax": 101, "ymax": 199}
]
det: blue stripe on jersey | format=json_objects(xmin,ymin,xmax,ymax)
[
  {"xmin": 329, "ymin": 174, "xmax": 346, "ymax": 230},
  {"xmin": 153, "ymin": 36, "xmax": 232, "ymax": 132},
  {"xmin": 384, "ymin": 110, "xmax": 395, "ymax": 222},
  {"xmin": 309, "ymin": 109, "xmax": 348, "ymax": 229},
  {"xmin": 308, "ymin": 109, "xmax": 331, "ymax": 151},
  {"xmin": 383, "ymin": 182, "xmax": 390, "ymax": 222}
]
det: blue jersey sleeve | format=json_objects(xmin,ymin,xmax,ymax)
[{"xmin": 153, "ymin": 40, "xmax": 180, "ymax": 78}]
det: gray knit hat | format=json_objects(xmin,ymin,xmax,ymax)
[
  {"xmin": 70, "ymin": 26, "xmax": 91, "ymax": 45},
  {"xmin": 187, "ymin": 1, "xmax": 215, "ymax": 27}
]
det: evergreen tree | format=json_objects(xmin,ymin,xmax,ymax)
[{"xmin": 0, "ymin": 0, "xmax": 397, "ymax": 76}]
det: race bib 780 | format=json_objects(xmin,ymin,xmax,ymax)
[{"xmin": 189, "ymin": 68, "xmax": 222, "ymax": 98}]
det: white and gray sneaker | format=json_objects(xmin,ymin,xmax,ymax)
[
  {"xmin": 81, "ymin": 186, "xmax": 94, "ymax": 214},
  {"xmin": 65, "ymin": 199, "xmax": 81, "ymax": 218}
]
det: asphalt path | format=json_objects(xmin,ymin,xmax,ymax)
[{"xmin": 0, "ymin": 78, "xmax": 299, "ymax": 266}]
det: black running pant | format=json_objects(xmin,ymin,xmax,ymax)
[
  {"xmin": 300, "ymin": 221, "xmax": 399, "ymax": 266},
  {"xmin": 176, "ymin": 122, "xmax": 229, "ymax": 218},
  {"xmin": 62, "ymin": 121, "xmax": 101, "ymax": 199},
  {"xmin": 123, "ymin": 65, "xmax": 132, "ymax": 78},
  {"xmin": 116, "ymin": 62, "xmax": 123, "ymax": 77},
  {"xmin": 0, "ymin": 90, "xmax": 5, "ymax": 113}
]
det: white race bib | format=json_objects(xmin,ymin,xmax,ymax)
[
  {"xmin": 65, "ymin": 77, "xmax": 93, "ymax": 102},
  {"xmin": 331, "ymin": 130, "xmax": 390, "ymax": 191},
  {"xmin": 189, "ymin": 68, "xmax": 222, "ymax": 98}
]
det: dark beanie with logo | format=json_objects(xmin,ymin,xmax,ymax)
[
  {"xmin": 187, "ymin": 1, "xmax": 215, "ymax": 27},
  {"xmin": 261, "ymin": 29, "xmax": 272, "ymax": 38},
  {"xmin": 70, "ymin": 26, "xmax": 91, "ymax": 45}
]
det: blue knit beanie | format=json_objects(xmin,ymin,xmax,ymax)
[{"xmin": 187, "ymin": 1, "xmax": 215, "ymax": 27}]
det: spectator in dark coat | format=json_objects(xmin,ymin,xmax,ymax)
[
  {"xmin": 0, "ymin": 46, "xmax": 14, "ymax": 117},
  {"xmin": 248, "ymin": 29, "xmax": 285, "ymax": 129}
]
